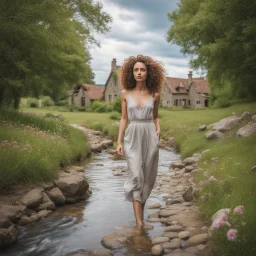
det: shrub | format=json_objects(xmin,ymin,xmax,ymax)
[
  {"xmin": 112, "ymin": 97, "xmax": 121, "ymax": 113},
  {"xmin": 109, "ymin": 111, "xmax": 121, "ymax": 120},
  {"xmin": 55, "ymin": 99, "xmax": 68, "ymax": 106},
  {"xmin": 27, "ymin": 97, "xmax": 39, "ymax": 108},
  {"xmin": 42, "ymin": 96, "xmax": 54, "ymax": 107}
]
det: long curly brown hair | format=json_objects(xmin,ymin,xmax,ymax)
[{"xmin": 119, "ymin": 54, "xmax": 166, "ymax": 96}]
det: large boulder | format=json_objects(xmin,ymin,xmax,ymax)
[
  {"xmin": 236, "ymin": 121, "xmax": 256, "ymax": 137},
  {"xmin": 209, "ymin": 116, "xmax": 242, "ymax": 132},
  {"xmin": 46, "ymin": 187, "xmax": 65, "ymax": 206},
  {"xmin": 21, "ymin": 188, "xmax": 44, "ymax": 209},
  {"xmin": 55, "ymin": 173, "xmax": 89, "ymax": 198},
  {"xmin": 205, "ymin": 130, "xmax": 224, "ymax": 140},
  {"xmin": 0, "ymin": 205, "xmax": 26, "ymax": 222}
]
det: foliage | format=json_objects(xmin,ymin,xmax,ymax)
[
  {"xmin": 42, "ymin": 96, "xmax": 54, "ymax": 107},
  {"xmin": 112, "ymin": 96, "xmax": 121, "ymax": 113},
  {"xmin": 27, "ymin": 97, "xmax": 39, "ymax": 108},
  {"xmin": 0, "ymin": 0, "xmax": 112, "ymax": 108},
  {"xmin": 109, "ymin": 111, "xmax": 121, "ymax": 120},
  {"xmin": 167, "ymin": 0, "xmax": 256, "ymax": 104}
]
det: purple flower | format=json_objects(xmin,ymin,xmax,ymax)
[
  {"xmin": 227, "ymin": 229, "xmax": 238, "ymax": 241},
  {"xmin": 233, "ymin": 205, "xmax": 244, "ymax": 215}
]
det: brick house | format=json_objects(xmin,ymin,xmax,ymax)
[
  {"xmin": 67, "ymin": 83, "xmax": 104, "ymax": 107},
  {"xmin": 104, "ymin": 58, "xmax": 210, "ymax": 108}
]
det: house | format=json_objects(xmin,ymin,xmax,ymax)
[
  {"xmin": 161, "ymin": 71, "xmax": 210, "ymax": 108},
  {"xmin": 103, "ymin": 58, "xmax": 210, "ymax": 108},
  {"xmin": 67, "ymin": 83, "xmax": 104, "ymax": 108}
]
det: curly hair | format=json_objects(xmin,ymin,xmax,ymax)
[{"xmin": 119, "ymin": 54, "xmax": 166, "ymax": 96}]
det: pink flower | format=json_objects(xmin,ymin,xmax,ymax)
[
  {"xmin": 227, "ymin": 229, "xmax": 238, "ymax": 241},
  {"xmin": 212, "ymin": 219, "xmax": 231, "ymax": 229},
  {"xmin": 209, "ymin": 176, "xmax": 217, "ymax": 182},
  {"xmin": 204, "ymin": 171, "xmax": 209, "ymax": 177},
  {"xmin": 233, "ymin": 205, "xmax": 244, "ymax": 215}
]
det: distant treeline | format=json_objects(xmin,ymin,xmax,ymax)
[{"xmin": 0, "ymin": 0, "xmax": 112, "ymax": 109}]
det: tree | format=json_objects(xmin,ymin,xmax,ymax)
[
  {"xmin": 166, "ymin": 0, "xmax": 256, "ymax": 105},
  {"xmin": 0, "ymin": 0, "xmax": 112, "ymax": 108}
]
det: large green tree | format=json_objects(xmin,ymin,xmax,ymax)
[
  {"xmin": 166, "ymin": 0, "xmax": 256, "ymax": 105},
  {"xmin": 0, "ymin": 0, "xmax": 112, "ymax": 108}
]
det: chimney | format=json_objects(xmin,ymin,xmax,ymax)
[
  {"xmin": 111, "ymin": 58, "xmax": 117, "ymax": 71},
  {"xmin": 188, "ymin": 71, "xmax": 193, "ymax": 85}
]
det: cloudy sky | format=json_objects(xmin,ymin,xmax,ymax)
[{"xmin": 89, "ymin": 0, "xmax": 203, "ymax": 85}]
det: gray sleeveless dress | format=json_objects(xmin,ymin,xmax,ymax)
[{"xmin": 123, "ymin": 91, "xmax": 159, "ymax": 204}]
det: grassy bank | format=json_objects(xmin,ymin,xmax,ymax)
[{"xmin": 0, "ymin": 109, "xmax": 91, "ymax": 191}]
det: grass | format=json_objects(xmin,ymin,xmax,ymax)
[{"xmin": 0, "ymin": 109, "xmax": 91, "ymax": 191}]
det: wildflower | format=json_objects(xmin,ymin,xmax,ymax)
[
  {"xmin": 233, "ymin": 205, "xmax": 244, "ymax": 215},
  {"xmin": 227, "ymin": 229, "xmax": 238, "ymax": 241},
  {"xmin": 212, "ymin": 219, "xmax": 231, "ymax": 229},
  {"xmin": 209, "ymin": 176, "xmax": 217, "ymax": 182},
  {"xmin": 204, "ymin": 171, "xmax": 209, "ymax": 177}
]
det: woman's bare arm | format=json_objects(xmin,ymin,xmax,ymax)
[{"xmin": 152, "ymin": 92, "xmax": 161, "ymax": 136}]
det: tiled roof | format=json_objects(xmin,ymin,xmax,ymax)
[
  {"xmin": 81, "ymin": 84, "xmax": 104, "ymax": 100},
  {"xmin": 165, "ymin": 76, "xmax": 209, "ymax": 94},
  {"xmin": 165, "ymin": 77, "xmax": 189, "ymax": 94},
  {"xmin": 192, "ymin": 79, "xmax": 209, "ymax": 94}
]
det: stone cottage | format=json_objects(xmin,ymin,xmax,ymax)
[
  {"xmin": 103, "ymin": 58, "xmax": 210, "ymax": 108},
  {"xmin": 67, "ymin": 83, "xmax": 104, "ymax": 108}
]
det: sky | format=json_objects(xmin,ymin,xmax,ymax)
[{"xmin": 89, "ymin": 0, "xmax": 203, "ymax": 85}]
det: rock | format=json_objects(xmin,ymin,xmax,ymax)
[
  {"xmin": 166, "ymin": 253, "xmax": 195, "ymax": 256},
  {"xmin": 91, "ymin": 144, "xmax": 102, "ymax": 152},
  {"xmin": 91, "ymin": 248, "xmax": 113, "ymax": 256},
  {"xmin": 0, "ymin": 224, "xmax": 18, "ymax": 249},
  {"xmin": 183, "ymin": 157, "xmax": 196, "ymax": 165},
  {"xmin": 163, "ymin": 232, "xmax": 178, "ymax": 239},
  {"xmin": 30, "ymin": 214, "xmax": 41, "ymax": 222},
  {"xmin": 186, "ymin": 233, "xmax": 208, "ymax": 247},
  {"xmin": 159, "ymin": 210, "xmax": 179, "ymax": 218},
  {"xmin": 151, "ymin": 244, "xmax": 164, "ymax": 255},
  {"xmin": 70, "ymin": 166, "xmax": 85, "ymax": 172},
  {"xmin": 151, "ymin": 237, "xmax": 170, "ymax": 245},
  {"xmin": 55, "ymin": 174, "xmax": 89, "ymax": 197},
  {"xmin": 18, "ymin": 216, "xmax": 32, "ymax": 226},
  {"xmin": 101, "ymin": 140, "xmax": 113, "ymax": 147},
  {"xmin": 240, "ymin": 111, "xmax": 251, "ymax": 120},
  {"xmin": 209, "ymin": 208, "xmax": 231, "ymax": 235},
  {"xmin": 185, "ymin": 166, "xmax": 195, "ymax": 173},
  {"xmin": 106, "ymin": 148, "xmax": 116, "ymax": 155},
  {"xmin": 251, "ymin": 165, "xmax": 256, "ymax": 172},
  {"xmin": 166, "ymin": 199, "xmax": 183, "ymax": 205},
  {"xmin": 0, "ymin": 213, "xmax": 11, "ymax": 229},
  {"xmin": 47, "ymin": 187, "xmax": 66, "ymax": 205},
  {"xmin": 205, "ymin": 130, "xmax": 224, "ymax": 140},
  {"xmin": 0, "ymin": 205, "xmax": 26, "ymax": 222},
  {"xmin": 197, "ymin": 125, "xmax": 207, "ymax": 131},
  {"xmin": 182, "ymin": 186, "xmax": 194, "ymax": 202},
  {"xmin": 178, "ymin": 231, "xmax": 191, "ymax": 240},
  {"xmin": 162, "ymin": 238, "xmax": 181, "ymax": 249},
  {"xmin": 41, "ymin": 182, "xmax": 54, "ymax": 190},
  {"xmin": 171, "ymin": 162, "xmax": 185, "ymax": 169},
  {"xmin": 252, "ymin": 115, "xmax": 256, "ymax": 122},
  {"xmin": 147, "ymin": 218, "xmax": 162, "ymax": 222},
  {"xmin": 21, "ymin": 188, "xmax": 43, "ymax": 209},
  {"xmin": 148, "ymin": 203, "xmax": 161, "ymax": 209},
  {"xmin": 101, "ymin": 232, "xmax": 127, "ymax": 249},
  {"xmin": 164, "ymin": 225, "xmax": 184, "ymax": 232},
  {"xmin": 211, "ymin": 116, "xmax": 242, "ymax": 131},
  {"xmin": 37, "ymin": 210, "xmax": 51, "ymax": 218},
  {"xmin": 236, "ymin": 121, "xmax": 256, "ymax": 137},
  {"xmin": 36, "ymin": 202, "xmax": 56, "ymax": 211}
]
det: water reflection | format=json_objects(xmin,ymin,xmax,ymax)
[{"xmin": 1, "ymin": 148, "xmax": 180, "ymax": 256}]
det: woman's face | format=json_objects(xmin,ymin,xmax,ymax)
[{"xmin": 133, "ymin": 62, "xmax": 147, "ymax": 82}]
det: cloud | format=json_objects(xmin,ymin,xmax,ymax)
[{"xmin": 90, "ymin": 0, "xmax": 195, "ymax": 84}]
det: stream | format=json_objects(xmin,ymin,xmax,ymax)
[{"xmin": 1, "ymin": 148, "xmax": 181, "ymax": 256}]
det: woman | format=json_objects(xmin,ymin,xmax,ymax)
[{"xmin": 116, "ymin": 54, "xmax": 165, "ymax": 228}]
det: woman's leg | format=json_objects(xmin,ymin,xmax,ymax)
[
  {"xmin": 133, "ymin": 200, "xmax": 143, "ymax": 226},
  {"xmin": 142, "ymin": 202, "xmax": 146, "ymax": 220}
]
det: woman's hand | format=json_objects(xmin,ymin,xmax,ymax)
[
  {"xmin": 156, "ymin": 129, "xmax": 160, "ymax": 138},
  {"xmin": 116, "ymin": 142, "xmax": 123, "ymax": 156}
]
